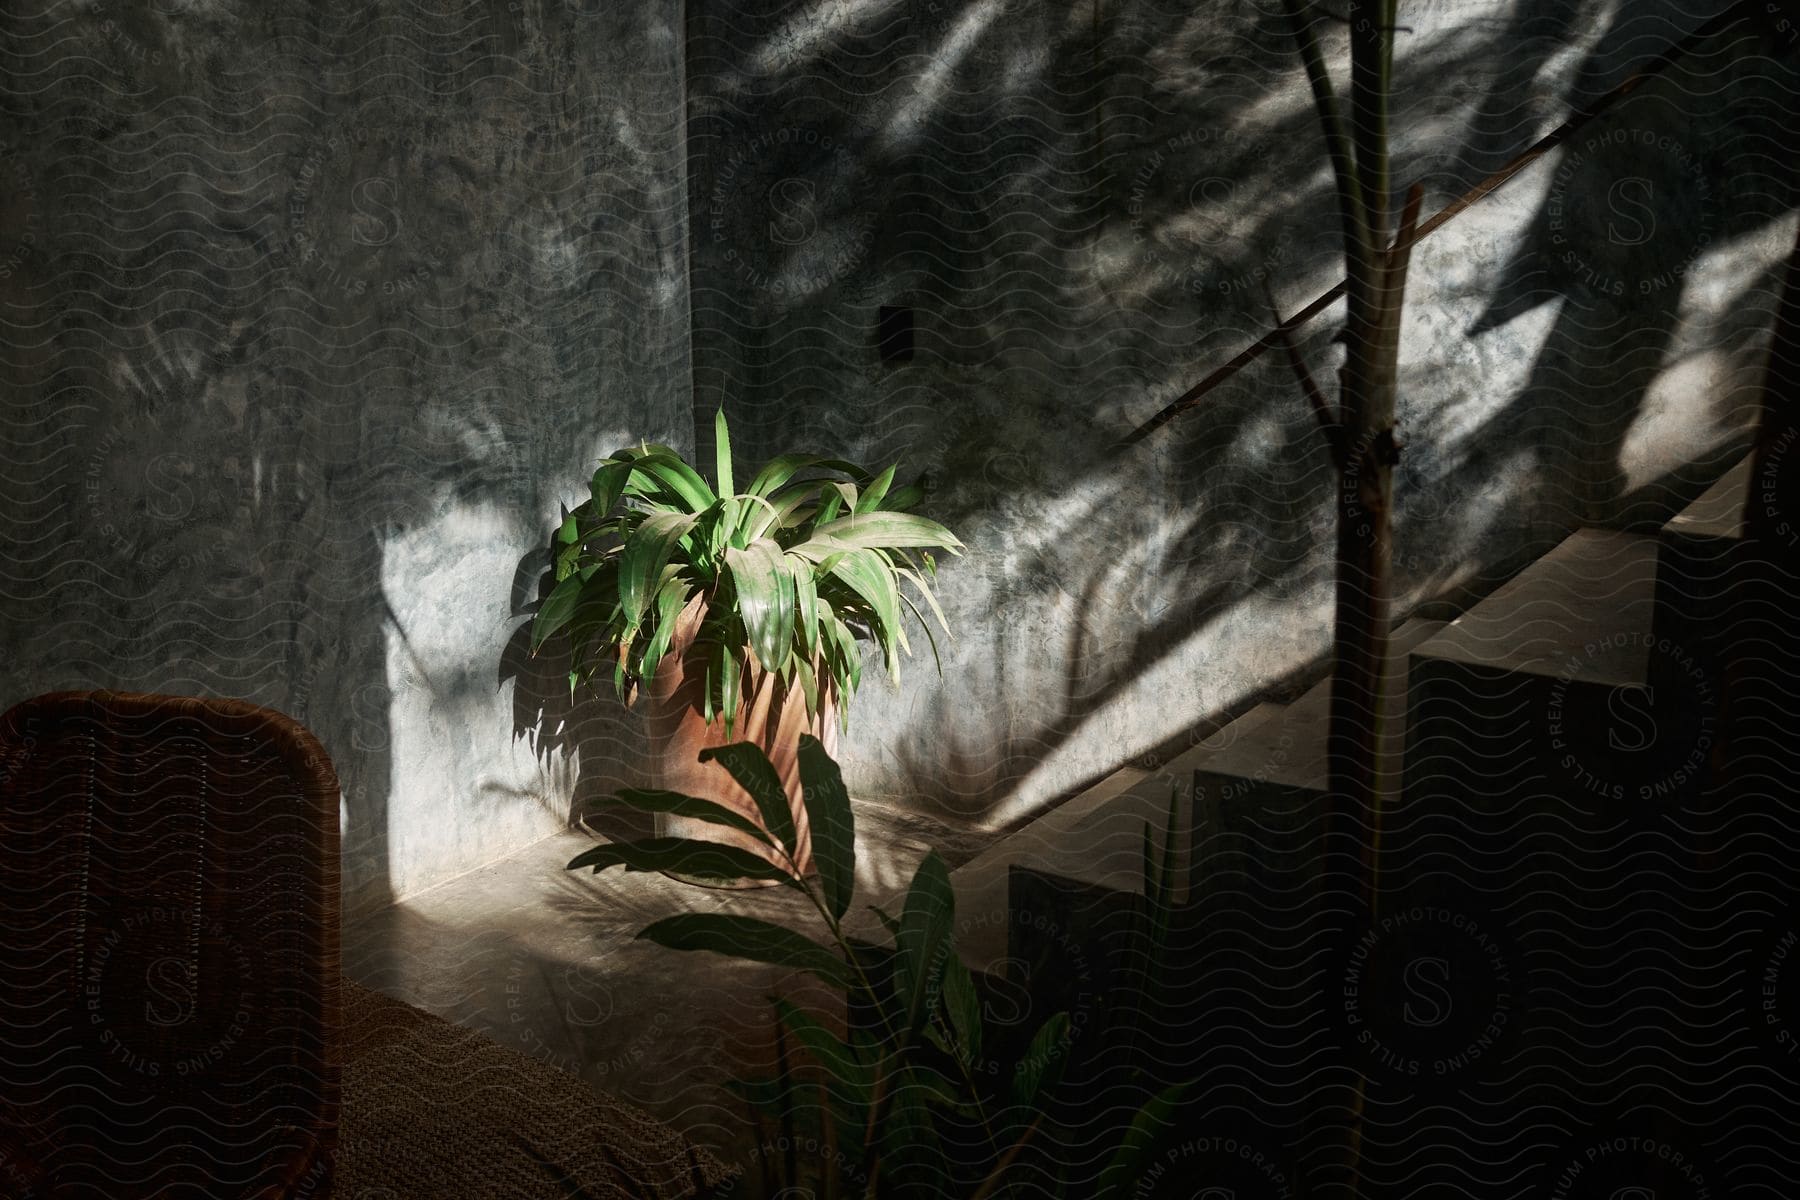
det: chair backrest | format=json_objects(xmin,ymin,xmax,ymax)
[{"xmin": 0, "ymin": 691, "xmax": 340, "ymax": 1199}]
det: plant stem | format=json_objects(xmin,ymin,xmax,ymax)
[{"xmin": 969, "ymin": 1113, "xmax": 1045, "ymax": 1200}]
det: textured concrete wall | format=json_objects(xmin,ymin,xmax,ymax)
[
  {"xmin": 0, "ymin": 1, "xmax": 690, "ymax": 913},
  {"xmin": 686, "ymin": 0, "xmax": 1800, "ymax": 827},
  {"xmin": 4, "ymin": 2, "xmax": 1796, "ymax": 908}
]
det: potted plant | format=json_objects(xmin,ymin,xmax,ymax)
[{"xmin": 530, "ymin": 409, "xmax": 961, "ymax": 881}]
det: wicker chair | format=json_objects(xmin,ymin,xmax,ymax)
[{"xmin": 0, "ymin": 691, "xmax": 340, "ymax": 1199}]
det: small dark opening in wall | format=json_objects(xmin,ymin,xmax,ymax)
[{"xmin": 878, "ymin": 305, "xmax": 914, "ymax": 364}]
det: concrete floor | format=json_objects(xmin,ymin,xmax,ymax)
[{"xmin": 341, "ymin": 796, "xmax": 997, "ymax": 1168}]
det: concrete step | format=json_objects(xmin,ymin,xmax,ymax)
[
  {"xmin": 965, "ymin": 619, "xmax": 1445, "ymax": 1095},
  {"xmin": 941, "ymin": 704, "xmax": 1290, "ymax": 968},
  {"xmin": 1399, "ymin": 526, "xmax": 1701, "ymax": 866},
  {"xmin": 1650, "ymin": 454, "xmax": 1750, "ymax": 697},
  {"xmin": 1186, "ymin": 616, "xmax": 1446, "ymax": 864},
  {"xmin": 939, "ymin": 619, "xmax": 1445, "ymax": 1058},
  {"xmin": 1650, "ymin": 449, "xmax": 1800, "ymax": 800}
]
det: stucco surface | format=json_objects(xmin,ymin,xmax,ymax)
[
  {"xmin": 684, "ymin": 0, "xmax": 1799, "ymax": 825},
  {"xmin": 2, "ymin": 0, "xmax": 1796, "ymax": 903},
  {"xmin": 0, "ymin": 0, "xmax": 690, "ymax": 912}
]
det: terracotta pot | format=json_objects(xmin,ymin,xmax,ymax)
[{"xmin": 641, "ymin": 594, "xmax": 838, "ymax": 885}]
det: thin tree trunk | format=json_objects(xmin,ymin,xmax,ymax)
[{"xmin": 1282, "ymin": 5, "xmax": 1419, "ymax": 1194}]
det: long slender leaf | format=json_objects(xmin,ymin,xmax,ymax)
[
  {"xmin": 638, "ymin": 913, "xmax": 848, "ymax": 989},
  {"xmin": 744, "ymin": 484, "xmax": 816, "ymax": 543},
  {"xmin": 719, "ymin": 641, "xmax": 740, "ymax": 739},
  {"xmin": 531, "ymin": 566, "xmax": 590, "ymax": 652},
  {"xmin": 713, "ymin": 407, "xmax": 734, "ymax": 499},
  {"xmin": 895, "ymin": 853, "xmax": 954, "ymax": 1036},
  {"xmin": 789, "ymin": 553, "xmax": 820, "ymax": 657},
  {"xmin": 940, "ymin": 948, "xmax": 982, "ymax": 1063},
  {"xmin": 699, "ymin": 742, "xmax": 798, "ymax": 860},
  {"xmin": 567, "ymin": 836, "xmax": 796, "ymax": 886},
  {"xmin": 633, "ymin": 570, "xmax": 694, "ymax": 688},
  {"xmin": 619, "ymin": 512, "xmax": 699, "ymax": 631},
  {"xmin": 897, "ymin": 589, "xmax": 942, "ymax": 677},
  {"xmin": 792, "ymin": 653, "xmax": 821, "ymax": 719},
  {"xmin": 817, "ymin": 600, "xmax": 863, "ymax": 695},
  {"xmin": 878, "ymin": 1065, "xmax": 948, "ymax": 1199},
  {"xmin": 586, "ymin": 787, "xmax": 772, "ymax": 844},
  {"xmin": 810, "ymin": 511, "xmax": 963, "ymax": 553},
  {"xmin": 745, "ymin": 454, "xmax": 874, "ymax": 498},
  {"xmin": 798, "ymin": 733, "xmax": 856, "ymax": 917},
  {"xmin": 747, "ymin": 452, "xmax": 826, "ymax": 498},
  {"xmin": 854, "ymin": 464, "xmax": 897, "ymax": 514},
  {"xmin": 1009, "ymin": 1011, "xmax": 1071, "ymax": 1109},
  {"xmin": 724, "ymin": 539, "xmax": 795, "ymax": 674},
  {"xmin": 619, "ymin": 448, "xmax": 717, "ymax": 512},
  {"xmin": 882, "ymin": 481, "xmax": 924, "ymax": 512},
  {"xmin": 590, "ymin": 459, "xmax": 637, "ymax": 519},
  {"xmin": 1094, "ymin": 1083, "xmax": 1190, "ymax": 1200},
  {"xmin": 772, "ymin": 998, "xmax": 872, "ymax": 1095},
  {"xmin": 825, "ymin": 549, "xmax": 903, "ymax": 679},
  {"xmin": 895, "ymin": 565, "xmax": 951, "ymax": 636}
]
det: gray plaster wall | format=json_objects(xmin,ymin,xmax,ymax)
[
  {"xmin": 3, "ymin": 1, "xmax": 1797, "ymax": 911},
  {"xmin": 0, "ymin": 0, "xmax": 690, "ymax": 914},
  {"xmin": 686, "ymin": 0, "xmax": 1800, "ymax": 827}
]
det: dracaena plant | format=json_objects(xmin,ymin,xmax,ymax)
[
  {"xmin": 568, "ymin": 737, "xmax": 1189, "ymax": 1199},
  {"xmin": 530, "ymin": 409, "xmax": 963, "ymax": 735}
]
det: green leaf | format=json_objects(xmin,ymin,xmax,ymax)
[
  {"xmin": 590, "ymin": 459, "xmax": 635, "ymax": 519},
  {"xmin": 710, "ymin": 496, "xmax": 738, "ymax": 558},
  {"xmin": 825, "ymin": 549, "xmax": 903, "ymax": 679},
  {"xmin": 914, "ymin": 1057, "xmax": 980, "ymax": 1118},
  {"xmin": 615, "ymin": 448, "xmax": 716, "ymax": 512},
  {"xmin": 713, "ymin": 407, "xmax": 734, "ymax": 499},
  {"xmin": 1009, "ymin": 1011, "xmax": 1071, "ymax": 1110},
  {"xmin": 787, "ymin": 553, "xmax": 820, "ymax": 658},
  {"xmin": 748, "ymin": 455, "xmax": 874, "ymax": 503},
  {"xmin": 701, "ymin": 656, "xmax": 714, "ymax": 726},
  {"xmin": 637, "ymin": 913, "xmax": 848, "ymax": 989},
  {"xmin": 809, "ymin": 511, "xmax": 964, "ymax": 554},
  {"xmin": 731, "ymin": 492, "xmax": 782, "ymax": 545},
  {"xmin": 798, "ymin": 734, "xmax": 856, "ymax": 918},
  {"xmin": 586, "ymin": 788, "xmax": 772, "ymax": 845},
  {"xmin": 619, "ymin": 512, "xmax": 699, "ymax": 632},
  {"xmin": 895, "ymin": 852, "xmax": 954, "ymax": 1036},
  {"xmin": 719, "ymin": 641, "xmax": 740, "ymax": 739},
  {"xmin": 897, "ymin": 588, "xmax": 943, "ymax": 678},
  {"xmin": 746, "ymin": 453, "xmax": 826, "ymax": 498},
  {"xmin": 940, "ymin": 948, "xmax": 982, "ymax": 1063},
  {"xmin": 895, "ymin": 565, "xmax": 952, "ymax": 637},
  {"xmin": 554, "ymin": 539, "xmax": 584, "ymax": 583},
  {"xmin": 1094, "ymin": 1083, "xmax": 1190, "ymax": 1200},
  {"xmin": 792, "ymin": 653, "xmax": 820, "ymax": 718},
  {"xmin": 867, "ymin": 904, "xmax": 900, "ymax": 937},
  {"xmin": 698, "ymin": 742, "xmax": 797, "ymax": 860},
  {"xmin": 772, "ymin": 998, "xmax": 871, "ymax": 1096},
  {"xmin": 817, "ymin": 600, "xmax": 863, "ymax": 694},
  {"xmin": 877, "ymin": 1066, "xmax": 947, "ymax": 1199},
  {"xmin": 882, "ymin": 482, "xmax": 924, "ymax": 512},
  {"xmin": 854, "ymin": 464, "xmax": 896, "ymax": 514},
  {"xmin": 723, "ymin": 539, "xmax": 795, "ymax": 675},
  {"xmin": 633, "ymin": 570, "xmax": 694, "ymax": 689},
  {"xmin": 530, "ymin": 569, "xmax": 589, "ymax": 653},
  {"xmin": 567, "ymin": 837, "xmax": 796, "ymax": 887},
  {"xmin": 744, "ymin": 485, "xmax": 816, "ymax": 543}
]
